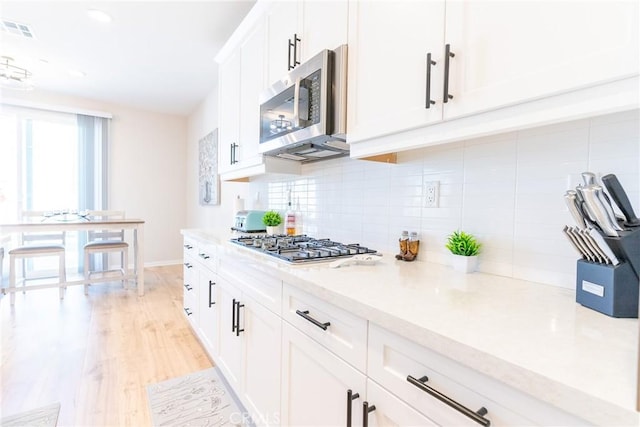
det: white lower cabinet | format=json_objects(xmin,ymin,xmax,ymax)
[
  {"xmin": 217, "ymin": 277, "xmax": 243, "ymax": 392},
  {"xmin": 282, "ymin": 283, "xmax": 367, "ymax": 371},
  {"xmin": 183, "ymin": 236, "xmax": 591, "ymax": 427},
  {"xmin": 368, "ymin": 324, "xmax": 588, "ymax": 426},
  {"xmin": 197, "ymin": 267, "xmax": 218, "ymax": 355},
  {"xmin": 217, "ymin": 266, "xmax": 282, "ymax": 426},
  {"xmin": 241, "ymin": 293, "xmax": 281, "ymax": 426},
  {"xmin": 182, "ymin": 253, "xmax": 199, "ymax": 327},
  {"xmin": 280, "ymin": 321, "xmax": 366, "ymax": 427}
]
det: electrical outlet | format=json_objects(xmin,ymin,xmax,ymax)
[{"xmin": 424, "ymin": 181, "xmax": 439, "ymax": 208}]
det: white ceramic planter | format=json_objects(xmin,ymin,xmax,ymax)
[
  {"xmin": 451, "ymin": 254, "xmax": 478, "ymax": 273},
  {"xmin": 266, "ymin": 225, "xmax": 280, "ymax": 235}
]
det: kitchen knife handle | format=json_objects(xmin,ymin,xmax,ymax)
[
  {"xmin": 589, "ymin": 228, "xmax": 620, "ymax": 266},
  {"xmin": 602, "ymin": 174, "xmax": 640, "ymax": 226},
  {"xmin": 581, "ymin": 171, "xmax": 597, "ymax": 186},
  {"xmin": 443, "ymin": 44, "xmax": 455, "ymax": 103},
  {"xmin": 581, "ymin": 187, "xmax": 619, "ymax": 237},
  {"xmin": 564, "ymin": 192, "xmax": 586, "ymax": 227},
  {"xmin": 425, "ymin": 53, "xmax": 436, "ymax": 109},
  {"xmin": 563, "ymin": 227, "xmax": 587, "ymax": 260},
  {"xmin": 593, "ymin": 185, "xmax": 623, "ymax": 231}
]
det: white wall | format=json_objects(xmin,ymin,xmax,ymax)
[
  {"xmin": 187, "ymin": 85, "xmax": 250, "ymax": 231},
  {"xmin": 3, "ymin": 90, "xmax": 188, "ymax": 265},
  {"xmin": 246, "ymin": 110, "xmax": 640, "ymax": 289}
]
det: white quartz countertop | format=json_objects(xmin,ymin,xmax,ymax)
[{"xmin": 182, "ymin": 229, "xmax": 639, "ymax": 426}]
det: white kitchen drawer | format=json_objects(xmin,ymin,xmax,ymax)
[
  {"xmin": 183, "ymin": 238, "xmax": 199, "ymax": 258},
  {"xmin": 368, "ymin": 324, "xmax": 587, "ymax": 426},
  {"xmin": 183, "ymin": 279, "xmax": 198, "ymax": 323},
  {"xmin": 282, "ymin": 283, "xmax": 367, "ymax": 372},
  {"xmin": 183, "ymin": 255, "xmax": 197, "ymax": 287},
  {"xmin": 219, "ymin": 255, "xmax": 282, "ymax": 315},
  {"xmin": 196, "ymin": 242, "xmax": 217, "ymax": 272}
]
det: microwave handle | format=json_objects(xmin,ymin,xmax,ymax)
[{"xmin": 292, "ymin": 76, "xmax": 301, "ymax": 129}]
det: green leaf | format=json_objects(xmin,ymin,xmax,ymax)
[{"xmin": 445, "ymin": 230, "xmax": 481, "ymax": 256}]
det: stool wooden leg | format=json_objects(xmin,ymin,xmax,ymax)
[
  {"xmin": 84, "ymin": 250, "xmax": 90, "ymax": 295},
  {"xmin": 122, "ymin": 247, "xmax": 129, "ymax": 289},
  {"xmin": 59, "ymin": 252, "xmax": 66, "ymax": 300},
  {"xmin": 9, "ymin": 254, "xmax": 16, "ymax": 306}
]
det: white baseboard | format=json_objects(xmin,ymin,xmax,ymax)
[{"xmin": 142, "ymin": 259, "xmax": 182, "ymax": 268}]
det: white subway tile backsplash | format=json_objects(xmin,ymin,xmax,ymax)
[{"xmin": 249, "ymin": 110, "xmax": 639, "ymax": 289}]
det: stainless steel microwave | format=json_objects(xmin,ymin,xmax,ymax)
[{"xmin": 258, "ymin": 45, "xmax": 348, "ymax": 163}]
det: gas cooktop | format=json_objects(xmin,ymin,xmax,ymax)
[{"xmin": 230, "ymin": 235, "xmax": 377, "ymax": 264}]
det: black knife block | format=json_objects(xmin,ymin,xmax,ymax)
[
  {"xmin": 575, "ymin": 227, "xmax": 640, "ymax": 318},
  {"xmin": 576, "ymin": 260, "xmax": 638, "ymax": 318},
  {"xmin": 603, "ymin": 227, "xmax": 640, "ymax": 279}
]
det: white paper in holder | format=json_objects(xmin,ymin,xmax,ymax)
[{"xmin": 234, "ymin": 196, "xmax": 245, "ymax": 213}]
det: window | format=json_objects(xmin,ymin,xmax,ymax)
[{"xmin": 0, "ymin": 104, "xmax": 110, "ymax": 274}]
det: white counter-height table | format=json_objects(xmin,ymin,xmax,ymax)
[{"xmin": 0, "ymin": 217, "xmax": 145, "ymax": 296}]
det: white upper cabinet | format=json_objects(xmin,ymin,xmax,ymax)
[
  {"xmin": 217, "ymin": 6, "xmax": 300, "ymax": 181},
  {"xmin": 218, "ymin": 50, "xmax": 241, "ymax": 174},
  {"xmin": 347, "ymin": 0, "xmax": 446, "ymax": 144},
  {"xmin": 219, "ymin": 21, "xmax": 267, "ymax": 174},
  {"xmin": 300, "ymin": 0, "xmax": 349, "ymax": 62},
  {"xmin": 238, "ymin": 21, "xmax": 267, "ymax": 169},
  {"xmin": 443, "ymin": 0, "xmax": 640, "ymax": 120},
  {"xmin": 347, "ymin": 0, "xmax": 639, "ymax": 154},
  {"xmin": 266, "ymin": 1, "xmax": 301, "ymax": 86},
  {"xmin": 266, "ymin": 0, "xmax": 348, "ymax": 87}
]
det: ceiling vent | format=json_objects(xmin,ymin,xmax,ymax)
[{"xmin": 1, "ymin": 19, "xmax": 36, "ymax": 39}]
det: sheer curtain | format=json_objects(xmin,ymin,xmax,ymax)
[
  {"xmin": 0, "ymin": 104, "xmax": 111, "ymax": 275},
  {"xmin": 77, "ymin": 114, "xmax": 109, "ymax": 211}
]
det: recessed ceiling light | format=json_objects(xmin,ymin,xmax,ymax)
[
  {"xmin": 87, "ymin": 9, "xmax": 112, "ymax": 23},
  {"xmin": 68, "ymin": 69, "xmax": 86, "ymax": 78}
]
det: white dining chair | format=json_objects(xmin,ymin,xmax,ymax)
[
  {"xmin": 83, "ymin": 210, "xmax": 129, "ymax": 294},
  {"xmin": 7, "ymin": 211, "xmax": 67, "ymax": 305}
]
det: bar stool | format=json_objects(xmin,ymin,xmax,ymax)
[
  {"xmin": 8, "ymin": 244, "xmax": 66, "ymax": 305},
  {"xmin": 84, "ymin": 211, "xmax": 129, "ymax": 294},
  {"xmin": 5, "ymin": 212, "xmax": 68, "ymax": 305}
]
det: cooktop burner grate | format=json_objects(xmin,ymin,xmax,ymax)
[{"xmin": 230, "ymin": 235, "xmax": 377, "ymax": 263}]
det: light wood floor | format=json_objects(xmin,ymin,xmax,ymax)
[{"xmin": 1, "ymin": 265, "xmax": 212, "ymax": 426}]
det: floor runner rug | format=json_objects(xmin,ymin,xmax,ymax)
[
  {"xmin": 147, "ymin": 367, "xmax": 242, "ymax": 426},
  {"xmin": 1, "ymin": 402, "xmax": 60, "ymax": 427}
]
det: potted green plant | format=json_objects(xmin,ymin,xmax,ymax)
[
  {"xmin": 262, "ymin": 210, "xmax": 282, "ymax": 235},
  {"xmin": 445, "ymin": 230, "xmax": 481, "ymax": 273}
]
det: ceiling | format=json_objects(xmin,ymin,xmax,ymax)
[{"xmin": 0, "ymin": 1, "xmax": 256, "ymax": 116}]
